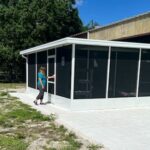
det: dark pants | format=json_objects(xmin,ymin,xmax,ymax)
[{"xmin": 36, "ymin": 86, "xmax": 44, "ymax": 100}]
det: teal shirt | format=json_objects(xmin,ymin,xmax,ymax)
[{"xmin": 37, "ymin": 72, "xmax": 47, "ymax": 88}]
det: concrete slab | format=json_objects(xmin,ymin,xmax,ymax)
[{"xmin": 10, "ymin": 92, "xmax": 150, "ymax": 150}]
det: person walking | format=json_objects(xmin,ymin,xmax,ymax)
[{"xmin": 34, "ymin": 66, "xmax": 54, "ymax": 105}]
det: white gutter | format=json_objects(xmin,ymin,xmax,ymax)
[
  {"xmin": 20, "ymin": 37, "xmax": 150, "ymax": 55},
  {"xmin": 21, "ymin": 54, "xmax": 28, "ymax": 89},
  {"xmin": 22, "ymin": 54, "xmax": 27, "ymax": 60}
]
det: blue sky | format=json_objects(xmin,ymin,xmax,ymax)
[{"xmin": 76, "ymin": 0, "xmax": 150, "ymax": 26}]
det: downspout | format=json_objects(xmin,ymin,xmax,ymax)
[
  {"xmin": 21, "ymin": 54, "xmax": 28, "ymax": 90},
  {"xmin": 22, "ymin": 54, "xmax": 27, "ymax": 60}
]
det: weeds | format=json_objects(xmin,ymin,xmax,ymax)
[
  {"xmin": 0, "ymin": 91, "xmax": 8, "ymax": 96},
  {"xmin": 87, "ymin": 144, "xmax": 104, "ymax": 150}
]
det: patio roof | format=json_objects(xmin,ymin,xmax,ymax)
[{"xmin": 20, "ymin": 37, "xmax": 150, "ymax": 55}]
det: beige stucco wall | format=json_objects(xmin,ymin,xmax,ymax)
[{"xmin": 89, "ymin": 13, "xmax": 150, "ymax": 40}]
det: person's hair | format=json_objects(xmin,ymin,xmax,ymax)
[{"xmin": 40, "ymin": 66, "xmax": 46, "ymax": 75}]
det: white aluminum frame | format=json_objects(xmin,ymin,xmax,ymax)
[
  {"xmin": 47, "ymin": 55, "xmax": 56, "ymax": 95},
  {"xmin": 106, "ymin": 46, "xmax": 111, "ymax": 98},
  {"xmin": 54, "ymin": 48, "xmax": 57, "ymax": 95},
  {"xmin": 35, "ymin": 52, "xmax": 37, "ymax": 89},
  {"xmin": 26, "ymin": 56, "xmax": 28, "ymax": 89},
  {"xmin": 71, "ymin": 44, "xmax": 75, "ymax": 100},
  {"xmin": 21, "ymin": 37, "xmax": 150, "ymax": 106},
  {"xmin": 47, "ymin": 50, "xmax": 48, "ymax": 92},
  {"xmin": 136, "ymin": 48, "xmax": 142, "ymax": 97},
  {"xmin": 20, "ymin": 37, "xmax": 150, "ymax": 55}
]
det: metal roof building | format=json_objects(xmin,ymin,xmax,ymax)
[{"xmin": 72, "ymin": 12, "xmax": 150, "ymax": 43}]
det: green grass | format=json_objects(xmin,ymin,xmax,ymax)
[
  {"xmin": 87, "ymin": 144, "xmax": 104, "ymax": 150},
  {"xmin": 0, "ymin": 95, "xmax": 54, "ymax": 127},
  {"xmin": 0, "ymin": 83, "xmax": 25, "ymax": 90},
  {"xmin": 0, "ymin": 135, "xmax": 28, "ymax": 150},
  {"xmin": 0, "ymin": 91, "xmax": 85, "ymax": 150},
  {"xmin": 0, "ymin": 85, "xmax": 105, "ymax": 149},
  {"xmin": 6, "ymin": 108, "xmax": 51, "ymax": 122},
  {"xmin": 0, "ymin": 91, "xmax": 9, "ymax": 96}
]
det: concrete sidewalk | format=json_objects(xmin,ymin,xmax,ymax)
[{"xmin": 10, "ymin": 92, "xmax": 150, "ymax": 150}]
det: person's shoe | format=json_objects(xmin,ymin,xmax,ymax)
[
  {"xmin": 34, "ymin": 100, "xmax": 38, "ymax": 105},
  {"xmin": 40, "ymin": 102, "xmax": 44, "ymax": 105}
]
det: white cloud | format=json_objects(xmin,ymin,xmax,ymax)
[{"xmin": 75, "ymin": 0, "xmax": 84, "ymax": 6}]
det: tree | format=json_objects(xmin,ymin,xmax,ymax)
[
  {"xmin": 0, "ymin": 0, "xmax": 83, "ymax": 82},
  {"xmin": 83, "ymin": 20, "xmax": 100, "ymax": 31}
]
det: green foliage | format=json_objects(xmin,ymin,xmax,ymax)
[{"xmin": 0, "ymin": 0, "xmax": 83, "ymax": 82}]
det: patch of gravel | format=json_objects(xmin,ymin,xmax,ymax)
[
  {"xmin": 0, "ymin": 127, "xmax": 17, "ymax": 134},
  {"xmin": 27, "ymin": 138, "xmax": 48, "ymax": 150}
]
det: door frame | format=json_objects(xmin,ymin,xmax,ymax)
[{"xmin": 47, "ymin": 55, "xmax": 56, "ymax": 95}]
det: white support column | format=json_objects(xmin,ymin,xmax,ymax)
[
  {"xmin": 106, "ymin": 46, "xmax": 111, "ymax": 98},
  {"xmin": 71, "ymin": 44, "xmax": 75, "ymax": 100},
  {"xmin": 87, "ymin": 31, "xmax": 90, "ymax": 39},
  {"xmin": 136, "ymin": 48, "xmax": 142, "ymax": 97},
  {"xmin": 47, "ymin": 50, "xmax": 48, "ymax": 92},
  {"xmin": 26, "ymin": 56, "xmax": 28, "ymax": 89},
  {"xmin": 35, "ymin": 52, "xmax": 37, "ymax": 89},
  {"xmin": 54, "ymin": 48, "xmax": 57, "ymax": 95}
]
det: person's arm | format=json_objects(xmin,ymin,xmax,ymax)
[
  {"xmin": 39, "ymin": 78, "xmax": 44, "ymax": 89},
  {"xmin": 48, "ymin": 74, "xmax": 55, "ymax": 79}
]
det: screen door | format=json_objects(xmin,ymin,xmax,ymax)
[{"xmin": 48, "ymin": 56, "xmax": 55, "ymax": 94}]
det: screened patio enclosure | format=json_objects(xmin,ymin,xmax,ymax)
[{"xmin": 20, "ymin": 38, "xmax": 150, "ymax": 110}]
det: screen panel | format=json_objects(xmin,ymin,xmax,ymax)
[
  {"xmin": 48, "ymin": 58, "xmax": 55, "ymax": 82},
  {"xmin": 48, "ymin": 83, "xmax": 54, "ymax": 94},
  {"xmin": 56, "ymin": 45, "xmax": 72, "ymax": 98},
  {"xmin": 74, "ymin": 49, "xmax": 88, "ymax": 99},
  {"xmin": 28, "ymin": 54, "xmax": 36, "ymax": 88},
  {"xmin": 48, "ymin": 49, "xmax": 55, "ymax": 56},
  {"xmin": 89, "ymin": 49, "xmax": 108, "ymax": 98},
  {"xmin": 74, "ymin": 45, "xmax": 109, "ymax": 99},
  {"xmin": 139, "ymin": 49, "xmax": 150, "ymax": 96},
  {"xmin": 108, "ymin": 48, "xmax": 139, "ymax": 98},
  {"xmin": 37, "ymin": 51, "xmax": 47, "ymax": 91}
]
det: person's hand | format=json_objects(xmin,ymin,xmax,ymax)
[
  {"xmin": 48, "ymin": 75, "xmax": 55, "ymax": 79},
  {"xmin": 42, "ymin": 86, "xmax": 45, "ymax": 90}
]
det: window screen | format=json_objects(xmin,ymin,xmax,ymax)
[
  {"xmin": 48, "ymin": 49, "xmax": 55, "ymax": 56},
  {"xmin": 108, "ymin": 48, "xmax": 139, "ymax": 98},
  {"xmin": 48, "ymin": 57, "xmax": 55, "ymax": 94},
  {"xmin": 28, "ymin": 54, "xmax": 36, "ymax": 88},
  {"xmin": 139, "ymin": 49, "xmax": 150, "ymax": 96},
  {"xmin": 56, "ymin": 45, "xmax": 72, "ymax": 98},
  {"xmin": 74, "ymin": 45, "xmax": 109, "ymax": 99},
  {"xmin": 48, "ymin": 83, "xmax": 54, "ymax": 94},
  {"xmin": 37, "ymin": 51, "xmax": 47, "ymax": 91}
]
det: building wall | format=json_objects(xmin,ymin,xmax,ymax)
[
  {"xmin": 73, "ymin": 32, "xmax": 88, "ymax": 39},
  {"xmin": 89, "ymin": 14, "xmax": 150, "ymax": 40}
]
